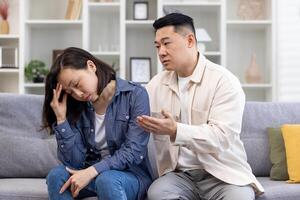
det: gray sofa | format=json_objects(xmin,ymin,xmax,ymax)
[{"xmin": 0, "ymin": 93, "xmax": 300, "ymax": 200}]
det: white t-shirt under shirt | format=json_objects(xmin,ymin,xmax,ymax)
[
  {"xmin": 94, "ymin": 112, "xmax": 108, "ymax": 151},
  {"xmin": 177, "ymin": 75, "xmax": 203, "ymax": 171}
]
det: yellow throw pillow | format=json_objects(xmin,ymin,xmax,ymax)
[{"xmin": 281, "ymin": 124, "xmax": 300, "ymax": 183}]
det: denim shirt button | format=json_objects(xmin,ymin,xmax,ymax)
[
  {"xmin": 90, "ymin": 148, "xmax": 93, "ymax": 152},
  {"xmin": 125, "ymin": 116, "xmax": 129, "ymax": 119},
  {"xmin": 140, "ymin": 155, "xmax": 143, "ymax": 159},
  {"xmin": 61, "ymin": 144, "xmax": 64, "ymax": 148},
  {"xmin": 91, "ymin": 129, "xmax": 94, "ymax": 132},
  {"xmin": 61, "ymin": 128, "xmax": 65, "ymax": 132}
]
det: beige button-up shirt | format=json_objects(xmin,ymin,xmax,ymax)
[{"xmin": 146, "ymin": 54, "xmax": 264, "ymax": 194}]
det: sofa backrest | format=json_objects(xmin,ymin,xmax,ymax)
[
  {"xmin": 0, "ymin": 93, "xmax": 48, "ymax": 138},
  {"xmin": 241, "ymin": 102, "xmax": 300, "ymax": 177},
  {"xmin": 2, "ymin": 93, "xmax": 300, "ymax": 178},
  {"xmin": 0, "ymin": 93, "xmax": 59, "ymax": 178}
]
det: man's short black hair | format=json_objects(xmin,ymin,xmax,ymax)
[{"xmin": 153, "ymin": 13, "xmax": 196, "ymax": 37}]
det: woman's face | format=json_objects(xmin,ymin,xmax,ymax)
[{"xmin": 58, "ymin": 61, "xmax": 99, "ymax": 102}]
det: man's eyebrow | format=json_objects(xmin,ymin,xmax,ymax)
[{"xmin": 154, "ymin": 37, "xmax": 171, "ymax": 44}]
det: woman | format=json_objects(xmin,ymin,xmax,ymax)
[{"xmin": 43, "ymin": 47, "xmax": 153, "ymax": 200}]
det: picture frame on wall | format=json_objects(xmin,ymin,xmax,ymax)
[
  {"xmin": 130, "ymin": 57, "xmax": 151, "ymax": 83},
  {"xmin": 0, "ymin": 47, "xmax": 18, "ymax": 68},
  {"xmin": 133, "ymin": 1, "xmax": 148, "ymax": 20}
]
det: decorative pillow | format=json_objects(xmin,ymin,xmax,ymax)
[
  {"xmin": 267, "ymin": 127, "xmax": 289, "ymax": 180},
  {"xmin": 281, "ymin": 124, "xmax": 300, "ymax": 183},
  {"xmin": 0, "ymin": 135, "xmax": 60, "ymax": 178}
]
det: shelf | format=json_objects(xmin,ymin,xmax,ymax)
[
  {"xmin": 203, "ymin": 51, "xmax": 221, "ymax": 56},
  {"xmin": 90, "ymin": 51, "xmax": 120, "ymax": 56},
  {"xmin": 163, "ymin": 2, "xmax": 221, "ymax": 6},
  {"xmin": 88, "ymin": 2, "xmax": 120, "ymax": 12},
  {"xmin": 126, "ymin": 20, "xmax": 155, "ymax": 28},
  {"xmin": 227, "ymin": 21, "xmax": 272, "ymax": 30},
  {"xmin": 227, "ymin": 20, "xmax": 272, "ymax": 25},
  {"xmin": 0, "ymin": 68, "xmax": 19, "ymax": 73},
  {"xmin": 26, "ymin": 20, "xmax": 83, "ymax": 28},
  {"xmin": 24, "ymin": 83, "xmax": 45, "ymax": 88},
  {"xmin": 242, "ymin": 84, "xmax": 272, "ymax": 88},
  {"xmin": 0, "ymin": 35, "xmax": 19, "ymax": 39}
]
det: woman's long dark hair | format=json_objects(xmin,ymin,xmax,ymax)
[{"xmin": 42, "ymin": 47, "xmax": 116, "ymax": 133}]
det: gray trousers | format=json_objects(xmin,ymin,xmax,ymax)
[{"xmin": 147, "ymin": 169, "xmax": 255, "ymax": 200}]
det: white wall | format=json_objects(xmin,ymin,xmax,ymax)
[{"xmin": 277, "ymin": 0, "xmax": 300, "ymax": 101}]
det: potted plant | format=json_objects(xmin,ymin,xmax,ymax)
[
  {"xmin": 0, "ymin": 0, "xmax": 9, "ymax": 34},
  {"xmin": 25, "ymin": 60, "xmax": 49, "ymax": 83}
]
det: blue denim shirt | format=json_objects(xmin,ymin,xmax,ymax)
[{"xmin": 52, "ymin": 78, "xmax": 153, "ymax": 199}]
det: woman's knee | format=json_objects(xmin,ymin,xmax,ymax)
[
  {"xmin": 95, "ymin": 170, "xmax": 122, "ymax": 189},
  {"xmin": 46, "ymin": 165, "xmax": 70, "ymax": 185}
]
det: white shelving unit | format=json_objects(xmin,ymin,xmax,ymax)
[
  {"xmin": 226, "ymin": 0, "xmax": 275, "ymax": 101},
  {"xmin": 0, "ymin": 0, "xmax": 19, "ymax": 93},
  {"xmin": 0, "ymin": 0, "xmax": 276, "ymax": 101}
]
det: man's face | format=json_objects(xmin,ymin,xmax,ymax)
[{"xmin": 154, "ymin": 26, "xmax": 189, "ymax": 71}]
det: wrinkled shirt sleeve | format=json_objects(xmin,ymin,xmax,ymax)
[
  {"xmin": 93, "ymin": 86, "xmax": 151, "ymax": 174},
  {"xmin": 52, "ymin": 120, "xmax": 84, "ymax": 168}
]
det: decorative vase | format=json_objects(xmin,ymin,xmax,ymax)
[
  {"xmin": 237, "ymin": 0, "xmax": 265, "ymax": 20},
  {"xmin": 245, "ymin": 53, "xmax": 262, "ymax": 83},
  {"xmin": 0, "ymin": 20, "xmax": 9, "ymax": 34}
]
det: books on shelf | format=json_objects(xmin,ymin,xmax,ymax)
[{"xmin": 65, "ymin": 0, "xmax": 82, "ymax": 20}]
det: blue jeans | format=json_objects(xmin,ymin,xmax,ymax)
[{"xmin": 47, "ymin": 165, "xmax": 139, "ymax": 200}]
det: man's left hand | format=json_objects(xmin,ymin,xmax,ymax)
[{"xmin": 137, "ymin": 109, "xmax": 177, "ymax": 141}]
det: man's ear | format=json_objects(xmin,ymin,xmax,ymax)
[
  {"xmin": 87, "ymin": 60, "xmax": 96, "ymax": 72},
  {"xmin": 187, "ymin": 33, "xmax": 196, "ymax": 48}
]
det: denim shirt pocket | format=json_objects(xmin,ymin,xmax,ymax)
[{"xmin": 116, "ymin": 112, "xmax": 130, "ymax": 131}]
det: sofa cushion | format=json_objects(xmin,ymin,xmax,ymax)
[
  {"xmin": 0, "ymin": 179, "xmax": 98, "ymax": 200},
  {"xmin": 267, "ymin": 127, "xmax": 289, "ymax": 180},
  {"xmin": 241, "ymin": 102, "xmax": 300, "ymax": 177},
  {"xmin": 0, "ymin": 179, "xmax": 48, "ymax": 200},
  {"xmin": 256, "ymin": 177, "xmax": 300, "ymax": 200},
  {"xmin": 0, "ymin": 135, "xmax": 59, "ymax": 178},
  {"xmin": 281, "ymin": 124, "xmax": 300, "ymax": 183}
]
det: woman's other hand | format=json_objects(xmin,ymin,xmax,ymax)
[{"xmin": 59, "ymin": 166, "xmax": 98, "ymax": 198}]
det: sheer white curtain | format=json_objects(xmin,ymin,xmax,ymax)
[{"xmin": 277, "ymin": 0, "xmax": 300, "ymax": 101}]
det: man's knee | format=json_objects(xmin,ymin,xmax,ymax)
[
  {"xmin": 147, "ymin": 173, "xmax": 196, "ymax": 200},
  {"xmin": 219, "ymin": 185, "xmax": 255, "ymax": 200},
  {"xmin": 147, "ymin": 179, "xmax": 165, "ymax": 200}
]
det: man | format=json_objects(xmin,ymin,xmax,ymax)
[{"xmin": 137, "ymin": 13, "xmax": 264, "ymax": 200}]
